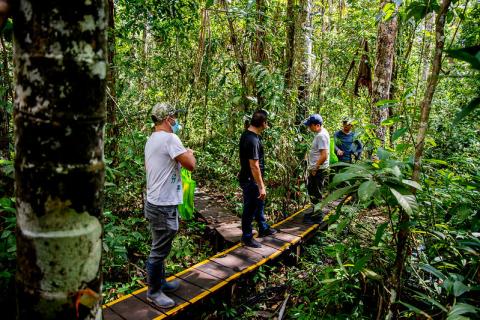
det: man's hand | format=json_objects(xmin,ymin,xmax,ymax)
[
  {"xmin": 258, "ymin": 186, "xmax": 266, "ymax": 200},
  {"xmin": 311, "ymin": 169, "xmax": 317, "ymax": 176},
  {"xmin": 337, "ymin": 150, "xmax": 344, "ymax": 156}
]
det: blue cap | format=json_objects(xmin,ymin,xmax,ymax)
[{"xmin": 303, "ymin": 114, "xmax": 323, "ymax": 126}]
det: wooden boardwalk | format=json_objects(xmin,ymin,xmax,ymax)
[{"xmin": 103, "ymin": 200, "xmax": 340, "ymax": 320}]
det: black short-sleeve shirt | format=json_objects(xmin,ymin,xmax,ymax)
[{"xmin": 239, "ymin": 130, "xmax": 264, "ymax": 183}]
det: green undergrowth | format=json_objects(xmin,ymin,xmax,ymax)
[{"xmin": 102, "ymin": 210, "xmax": 213, "ymax": 303}]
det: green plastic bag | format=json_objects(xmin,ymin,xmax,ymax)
[
  {"xmin": 178, "ymin": 168, "xmax": 196, "ymax": 220},
  {"xmin": 330, "ymin": 137, "xmax": 339, "ymax": 164}
]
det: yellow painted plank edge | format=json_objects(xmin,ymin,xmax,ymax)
[{"xmin": 271, "ymin": 205, "xmax": 311, "ymax": 228}]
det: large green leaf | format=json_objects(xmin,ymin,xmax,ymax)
[
  {"xmin": 316, "ymin": 185, "xmax": 356, "ymax": 211},
  {"xmin": 331, "ymin": 172, "xmax": 364, "ymax": 186},
  {"xmin": 453, "ymin": 96, "xmax": 480, "ymax": 124},
  {"xmin": 358, "ymin": 180, "xmax": 377, "ymax": 201},
  {"xmin": 392, "ymin": 127, "xmax": 408, "ymax": 142},
  {"xmin": 445, "ymin": 46, "xmax": 480, "ymax": 71},
  {"xmin": 405, "ymin": 0, "xmax": 440, "ymax": 22},
  {"xmin": 390, "ymin": 188, "xmax": 417, "ymax": 215},
  {"xmin": 448, "ymin": 303, "xmax": 478, "ymax": 318},
  {"xmin": 453, "ymin": 281, "xmax": 470, "ymax": 297},
  {"xmin": 374, "ymin": 222, "xmax": 388, "ymax": 246},
  {"xmin": 419, "ymin": 263, "xmax": 447, "ymax": 280},
  {"xmin": 402, "ymin": 179, "xmax": 422, "ymax": 190}
]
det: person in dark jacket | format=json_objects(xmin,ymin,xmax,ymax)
[{"xmin": 334, "ymin": 118, "xmax": 363, "ymax": 163}]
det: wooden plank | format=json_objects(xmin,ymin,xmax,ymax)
[
  {"xmin": 210, "ymin": 250, "xmax": 258, "ymax": 273},
  {"xmin": 195, "ymin": 261, "xmax": 238, "ymax": 280},
  {"xmin": 231, "ymin": 246, "xmax": 264, "ymax": 262},
  {"xmin": 256, "ymin": 236, "xmax": 290, "ymax": 250},
  {"xmin": 108, "ymin": 293, "xmax": 165, "ymax": 320},
  {"xmin": 167, "ymin": 278, "xmax": 209, "ymax": 304},
  {"xmin": 177, "ymin": 268, "xmax": 226, "ymax": 292},
  {"xmin": 277, "ymin": 221, "xmax": 312, "ymax": 237},
  {"xmin": 242, "ymin": 241, "xmax": 280, "ymax": 258},
  {"xmin": 271, "ymin": 231, "xmax": 302, "ymax": 244},
  {"xmin": 134, "ymin": 288, "xmax": 189, "ymax": 318},
  {"xmin": 103, "ymin": 307, "xmax": 125, "ymax": 320}
]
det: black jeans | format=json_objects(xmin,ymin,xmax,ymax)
[
  {"xmin": 307, "ymin": 169, "xmax": 329, "ymax": 214},
  {"xmin": 240, "ymin": 181, "xmax": 270, "ymax": 241}
]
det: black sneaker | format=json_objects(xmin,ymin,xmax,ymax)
[
  {"xmin": 258, "ymin": 228, "xmax": 278, "ymax": 237},
  {"xmin": 243, "ymin": 238, "xmax": 262, "ymax": 248},
  {"xmin": 303, "ymin": 214, "xmax": 322, "ymax": 224}
]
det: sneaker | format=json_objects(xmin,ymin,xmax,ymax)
[
  {"xmin": 303, "ymin": 213, "xmax": 322, "ymax": 224},
  {"xmin": 161, "ymin": 279, "xmax": 180, "ymax": 293},
  {"xmin": 243, "ymin": 238, "xmax": 262, "ymax": 248},
  {"xmin": 258, "ymin": 228, "xmax": 278, "ymax": 237}
]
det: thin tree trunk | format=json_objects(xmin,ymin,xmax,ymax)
[
  {"xmin": 254, "ymin": 0, "xmax": 266, "ymax": 109},
  {"xmin": 422, "ymin": 13, "xmax": 435, "ymax": 81},
  {"xmin": 371, "ymin": 1, "xmax": 399, "ymax": 147},
  {"xmin": 284, "ymin": 0, "xmax": 296, "ymax": 95},
  {"xmin": 107, "ymin": 0, "xmax": 119, "ymax": 166},
  {"xmin": 14, "ymin": 1, "xmax": 107, "ymax": 319},
  {"xmin": 412, "ymin": 0, "xmax": 452, "ymax": 182},
  {"xmin": 297, "ymin": 0, "xmax": 314, "ymax": 122},
  {"xmin": 0, "ymin": 34, "xmax": 11, "ymax": 159},
  {"xmin": 221, "ymin": 0, "xmax": 249, "ymax": 112}
]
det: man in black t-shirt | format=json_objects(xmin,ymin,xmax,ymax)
[{"xmin": 239, "ymin": 110, "xmax": 277, "ymax": 248}]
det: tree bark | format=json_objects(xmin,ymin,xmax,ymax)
[
  {"xmin": 14, "ymin": 1, "xmax": 107, "ymax": 319},
  {"xmin": 106, "ymin": 0, "xmax": 119, "ymax": 166},
  {"xmin": 371, "ymin": 1, "xmax": 399, "ymax": 147},
  {"xmin": 0, "ymin": 34, "xmax": 11, "ymax": 159},
  {"xmin": 254, "ymin": 0, "xmax": 266, "ymax": 109},
  {"xmin": 412, "ymin": 0, "xmax": 452, "ymax": 182},
  {"xmin": 284, "ymin": 0, "xmax": 296, "ymax": 95},
  {"xmin": 221, "ymin": 0, "xmax": 249, "ymax": 112},
  {"xmin": 297, "ymin": 0, "xmax": 314, "ymax": 122}
]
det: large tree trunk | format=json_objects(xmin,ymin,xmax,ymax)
[
  {"xmin": 13, "ymin": 1, "xmax": 107, "ymax": 319},
  {"xmin": 297, "ymin": 0, "xmax": 314, "ymax": 122},
  {"xmin": 371, "ymin": 1, "xmax": 399, "ymax": 147},
  {"xmin": 106, "ymin": 0, "xmax": 119, "ymax": 166},
  {"xmin": 412, "ymin": 0, "xmax": 452, "ymax": 182},
  {"xmin": 0, "ymin": 34, "xmax": 11, "ymax": 159}
]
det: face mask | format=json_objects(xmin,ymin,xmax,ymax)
[{"xmin": 170, "ymin": 119, "xmax": 181, "ymax": 134}]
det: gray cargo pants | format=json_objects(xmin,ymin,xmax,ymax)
[{"xmin": 144, "ymin": 201, "xmax": 179, "ymax": 265}]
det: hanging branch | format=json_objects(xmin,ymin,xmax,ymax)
[{"xmin": 354, "ymin": 39, "xmax": 373, "ymax": 96}]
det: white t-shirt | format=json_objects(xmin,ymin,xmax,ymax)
[
  {"xmin": 145, "ymin": 131, "xmax": 187, "ymax": 206},
  {"xmin": 308, "ymin": 127, "xmax": 330, "ymax": 170}
]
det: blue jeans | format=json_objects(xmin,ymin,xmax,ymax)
[{"xmin": 240, "ymin": 181, "xmax": 270, "ymax": 241}]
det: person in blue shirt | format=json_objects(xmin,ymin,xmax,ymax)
[{"xmin": 334, "ymin": 118, "xmax": 363, "ymax": 163}]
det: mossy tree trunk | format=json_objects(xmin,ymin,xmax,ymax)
[
  {"xmin": 0, "ymin": 34, "xmax": 11, "ymax": 159},
  {"xmin": 13, "ymin": 0, "xmax": 107, "ymax": 319},
  {"xmin": 371, "ymin": 1, "xmax": 399, "ymax": 147},
  {"xmin": 106, "ymin": 0, "xmax": 119, "ymax": 166}
]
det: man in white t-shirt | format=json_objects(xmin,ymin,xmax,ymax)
[
  {"xmin": 144, "ymin": 102, "xmax": 195, "ymax": 308},
  {"xmin": 303, "ymin": 114, "xmax": 330, "ymax": 224}
]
